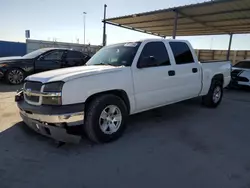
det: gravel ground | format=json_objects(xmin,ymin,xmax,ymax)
[{"xmin": 0, "ymin": 84, "xmax": 250, "ymax": 188}]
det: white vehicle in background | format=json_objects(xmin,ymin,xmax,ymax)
[
  {"xmin": 15, "ymin": 39, "xmax": 231, "ymax": 143},
  {"xmin": 230, "ymin": 60, "xmax": 250, "ymax": 88}
]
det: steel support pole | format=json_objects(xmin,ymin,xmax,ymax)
[
  {"xmin": 172, "ymin": 10, "xmax": 178, "ymax": 39},
  {"xmin": 102, "ymin": 4, "xmax": 107, "ymax": 46},
  {"xmin": 226, "ymin": 33, "xmax": 233, "ymax": 60},
  {"xmin": 83, "ymin": 12, "xmax": 87, "ymax": 45}
]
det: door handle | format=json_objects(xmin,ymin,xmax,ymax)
[
  {"xmin": 192, "ymin": 68, "xmax": 198, "ymax": 73},
  {"xmin": 168, "ymin": 70, "xmax": 175, "ymax": 76}
]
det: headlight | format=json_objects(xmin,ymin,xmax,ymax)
[
  {"xmin": 43, "ymin": 81, "xmax": 64, "ymax": 92},
  {"xmin": 42, "ymin": 82, "xmax": 64, "ymax": 105}
]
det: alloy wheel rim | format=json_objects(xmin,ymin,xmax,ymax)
[
  {"xmin": 213, "ymin": 86, "xmax": 221, "ymax": 103},
  {"xmin": 8, "ymin": 70, "xmax": 24, "ymax": 84},
  {"xmin": 99, "ymin": 105, "xmax": 122, "ymax": 135}
]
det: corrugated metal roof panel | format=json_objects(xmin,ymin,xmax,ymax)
[{"xmin": 106, "ymin": 0, "xmax": 250, "ymax": 37}]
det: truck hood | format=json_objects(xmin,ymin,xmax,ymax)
[{"xmin": 25, "ymin": 65, "xmax": 124, "ymax": 83}]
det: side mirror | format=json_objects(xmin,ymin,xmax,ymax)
[{"xmin": 138, "ymin": 56, "xmax": 157, "ymax": 68}]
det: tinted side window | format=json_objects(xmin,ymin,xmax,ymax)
[
  {"xmin": 66, "ymin": 51, "xmax": 84, "ymax": 59},
  {"xmin": 43, "ymin": 50, "xmax": 64, "ymax": 60},
  {"xmin": 138, "ymin": 42, "xmax": 170, "ymax": 68},
  {"xmin": 170, "ymin": 42, "xmax": 194, "ymax": 64}
]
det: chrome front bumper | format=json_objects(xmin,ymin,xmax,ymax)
[
  {"xmin": 20, "ymin": 112, "xmax": 81, "ymax": 143},
  {"xmin": 19, "ymin": 109, "xmax": 84, "ymax": 126},
  {"xmin": 17, "ymin": 99, "xmax": 85, "ymax": 143}
]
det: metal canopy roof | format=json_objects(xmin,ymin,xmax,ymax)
[{"xmin": 105, "ymin": 0, "xmax": 250, "ymax": 37}]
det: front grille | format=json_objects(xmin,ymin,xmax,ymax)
[
  {"xmin": 25, "ymin": 95, "xmax": 40, "ymax": 103},
  {"xmin": 24, "ymin": 81, "xmax": 43, "ymax": 104}
]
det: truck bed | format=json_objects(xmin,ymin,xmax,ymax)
[{"xmin": 199, "ymin": 60, "xmax": 231, "ymax": 96}]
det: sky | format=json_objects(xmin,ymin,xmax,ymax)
[{"xmin": 1, "ymin": 0, "xmax": 250, "ymax": 50}]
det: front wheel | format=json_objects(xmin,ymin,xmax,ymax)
[
  {"xmin": 84, "ymin": 94, "xmax": 128, "ymax": 143},
  {"xmin": 202, "ymin": 81, "xmax": 223, "ymax": 108},
  {"xmin": 5, "ymin": 68, "xmax": 25, "ymax": 85}
]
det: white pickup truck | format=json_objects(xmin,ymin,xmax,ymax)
[{"xmin": 16, "ymin": 39, "xmax": 231, "ymax": 143}]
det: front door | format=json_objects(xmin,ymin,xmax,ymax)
[
  {"xmin": 35, "ymin": 50, "xmax": 65, "ymax": 73},
  {"xmin": 132, "ymin": 41, "xmax": 178, "ymax": 112}
]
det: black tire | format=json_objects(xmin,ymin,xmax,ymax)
[
  {"xmin": 202, "ymin": 80, "xmax": 223, "ymax": 108},
  {"xmin": 84, "ymin": 94, "xmax": 128, "ymax": 143},
  {"xmin": 5, "ymin": 68, "xmax": 25, "ymax": 85}
]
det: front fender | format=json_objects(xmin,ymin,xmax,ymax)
[{"xmin": 61, "ymin": 68, "xmax": 135, "ymax": 108}]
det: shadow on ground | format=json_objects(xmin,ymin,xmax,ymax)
[
  {"xmin": 0, "ymin": 97, "xmax": 202, "ymax": 148},
  {"xmin": 0, "ymin": 91, "xmax": 250, "ymax": 188},
  {"xmin": 0, "ymin": 81, "xmax": 22, "ymax": 93}
]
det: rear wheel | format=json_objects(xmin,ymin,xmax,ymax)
[
  {"xmin": 202, "ymin": 81, "xmax": 223, "ymax": 108},
  {"xmin": 5, "ymin": 68, "xmax": 24, "ymax": 85},
  {"xmin": 84, "ymin": 94, "xmax": 128, "ymax": 143}
]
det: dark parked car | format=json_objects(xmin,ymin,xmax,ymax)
[
  {"xmin": 0, "ymin": 48, "xmax": 91, "ymax": 84},
  {"xmin": 230, "ymin": 60, "xmax": 250, "ymax": 88}
]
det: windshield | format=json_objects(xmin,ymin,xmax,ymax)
[
  {"xmin": 22, "ymin": 48, "xmax": 51, "ymax": 59},
  {"xmin": 86, "ymin": 42, "xmax": 141, "ymax": 67},
  {"xmin": 234, "ymin": 61, "xmax": 250, "ymax": 69}
]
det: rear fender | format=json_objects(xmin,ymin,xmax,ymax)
[{"xmin": 200, "ymin": 73, "xmax": 224, "ymax": 96}]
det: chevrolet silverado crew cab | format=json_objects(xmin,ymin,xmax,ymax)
[{"xmin": 16, "ymin": 39, "xmax": 231, "ymax": 143}]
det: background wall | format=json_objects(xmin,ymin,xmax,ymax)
[
  {"xmin": 26, "ymin": 39, "xmax": 102, "ymax": 56},
  {"xmin": 0, "ymin": 39, "xmax": 102, "ymax": 57},
  {"xmin": 1, "ymin": 39, "xmax": 250, "ymax": 65},
  {"xmin": 0, "ymin": 40, "xmax": 26, "ymax": 57},
  {"xmin": 196, "ymin": 49, "xmax": 250, "ymax": 65}
]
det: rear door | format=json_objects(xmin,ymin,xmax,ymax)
[
  {"xmin": 169, "ymin": 41, "xmax": 202, "ymax": 100},
  {"xmin": 34, "ymin": 50, "xmax": 65, "ymax": 73},
  {"xmin": 132, "ymin": 41, "xmax": 179, "ymax": 111},
  {"xmin": 62, "ymin": 51, "xmax": 87, "ymax": 67}
]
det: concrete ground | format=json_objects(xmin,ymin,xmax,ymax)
[
  {"xmin": 0, "ymin": 82, "xmax": 21, "ymax": 132},
  {"xmin": 0, "ymin": 82, "xmax": 250, "ymax": 188}
]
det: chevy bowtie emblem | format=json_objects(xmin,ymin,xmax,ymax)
[{"xmin": 26, "ymin": 89, "xmax": 32, "ymax": 96}]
